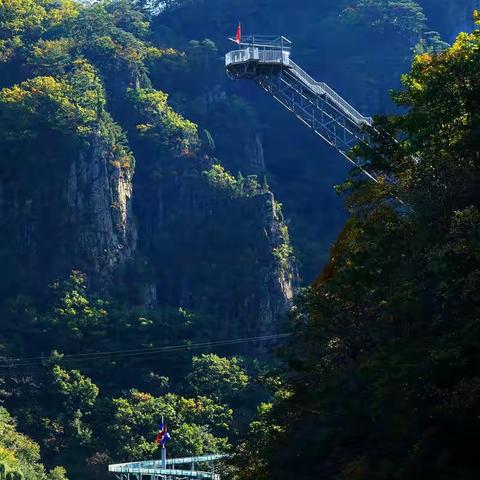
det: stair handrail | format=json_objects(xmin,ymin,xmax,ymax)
[{"xmin": 287, "ymin": 59, "xmax": 371, "ymax": 125}]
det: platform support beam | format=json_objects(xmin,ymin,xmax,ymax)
[{"xmin": 225, "ymin": 38, "xmax": 380, "ymax": 183}]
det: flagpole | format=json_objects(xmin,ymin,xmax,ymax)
[
  {"xmin": 161, "ymin": 415, "xmax": 167, "ymax": 470},
  {"xmin": 162, "ymin": 444, "xmax": 166, "ymax": 469}
]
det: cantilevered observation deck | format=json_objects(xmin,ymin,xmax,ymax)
[{"xmin": 225, "ymin": 36, "xmax": 377, "ymax": 182}]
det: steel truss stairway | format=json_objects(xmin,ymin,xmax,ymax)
[{"xmin": 225, "ymin": 36, "xmax": 378, "ymax": 182}]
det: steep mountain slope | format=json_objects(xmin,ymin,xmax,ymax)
[
  {"xmin": 0, "ymin": 0, "xmax": 295, "ymax": 339},
  {"xmin": 156, "ymin": 0, "xmax": 473, "ymax": 281},
  {"xmin": 0, "ymin": 1, "xmax": 297, "ymax": 477},
  {"xmin": 233, "ymin": 16, "xmax": 480, "ymax": 480}
]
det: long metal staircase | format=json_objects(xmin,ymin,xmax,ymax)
[{"xmin": 225, "ymin": 36, "xmax": 378, "ymax": 182}]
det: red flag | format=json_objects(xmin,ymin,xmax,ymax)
[{"xmin": 235, "ymin": 23, "xmax": 241, "ymax": 44}]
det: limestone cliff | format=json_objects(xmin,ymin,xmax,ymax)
[
  {"xmin": 0, "ymin": 128, "xmax": 295, "ymax": 337},
  {"xmin": 0, "ymin": 129, "xmax": 136, "ymax": 291},
  {"xmin": 133, "ymin": 154, "xmax": 296, "ymax": 338},
  {"xmin": 65, "ymin": 132, "xmax": 136, "ymax": 276},
  {"xmin": 0, "ymin": 52, "xmax": 295, "ymax": 340}
]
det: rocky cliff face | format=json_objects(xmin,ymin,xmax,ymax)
[
  {"xmin": 242, "ymin": 133, "xmax": 266, "ymax": 174},
  {"xmin": 0, "ymin": 129, "xmax": 136, "ymax": 292},
  {"xmin": 0, "ymin": 12, "xmax": 295, "ymax": 337},
  {"xmin": 65, "ymin": 133, "xmax": 136, "ymax": 277},
  {"xmin": 134, "ymin": 154, "xmax": 296, "ymax": 338},
  {"xmin": 0, "ymin": 129, "xmax": 295, "ymax": 337}
]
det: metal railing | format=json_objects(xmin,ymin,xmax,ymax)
[
  {"xmin": 225, "ymin": 40, "xmax": 372, "ymax": 127},
  {"xmin": 109, "ymin": 465, "xmax": 219, "ymax": 480},
  {"xmin": 109, "ymin": 454, "xmax": 227, "ymax": 470},
  {"xmin": 317, "ymin": 81, "xmax": 372, "ymax": 125},
  {"xmin": 225, "ymin": 48, "xmax": 257, "ymax": 65},
  {"xmin": 288, "ymin": 60, "xmax": 324, "ymax": 94},
  {"xmin": 287, "ymin": 59, "xmax": 371, "ymax": 125},
  {"xmin": 236, "ymin": 35, "xmax": 292, "ymax": 50},
  {"xmin": 225, "ymin": 48, "xmax": 290, "ymax": 67},
  {"xmin": 109, "ymin": 454, "xmax": 229, "ymax": 480}
]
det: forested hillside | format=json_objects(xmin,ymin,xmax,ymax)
[
  {"xmin": 0, "ymin": 0, "xmax": 479, "ymax": 479},
  {"xmin": 232, "ymin": 11, "xmax": 480, "ymax": 480},
  {"xmin": 0, "ymin": 0, "xmax": 294, "ymax": 477},
  {"xmin": 157, "ymin": 0, "xmax": 475, "ymax": 280}
]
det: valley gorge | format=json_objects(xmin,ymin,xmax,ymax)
[{"xmin": 1, "ymin": 1, "xmax": 480, "ymax": 480}]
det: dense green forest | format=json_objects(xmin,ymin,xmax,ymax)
[
  {"xmin": 233, "ymin": 12, "xmax": 480, "ymax": 480},
  {"xmin": 0, "ymin": 0, "xmax": 479, "ymax": 479}
]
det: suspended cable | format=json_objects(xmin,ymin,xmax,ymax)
[{"xmin": 0, "ymin": 333, "xmax": 292, "ymax": 372}]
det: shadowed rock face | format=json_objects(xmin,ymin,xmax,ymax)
[
  {"xmin": 0, "ymin": 3, "xmax": 296, "ymax": 336},
  {"xmin": 0, "ymin": 130, "xmax": 295, "ymax": 338},
  {"xmin": 134, "ymin": 154, "xmax": 296, "ymax": 339},
  {"xmin": 0, "ymin": 130, "xmax": 136, "ymax": 293}
]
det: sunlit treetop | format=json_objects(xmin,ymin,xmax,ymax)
[
  {"xmin": 0, "ymin": 0, "xmax": 79, "ymax": 61},
  {"xmin": 0, "ymin": 59, "xmax": 106, "ymax": 137},
  {"xmin": 129, "ymin": 87, "xmax": 199, "ymax": 155},
  {"xmin": 395, "ymin": 18, "xmax": 480, "ymax": 157}
]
